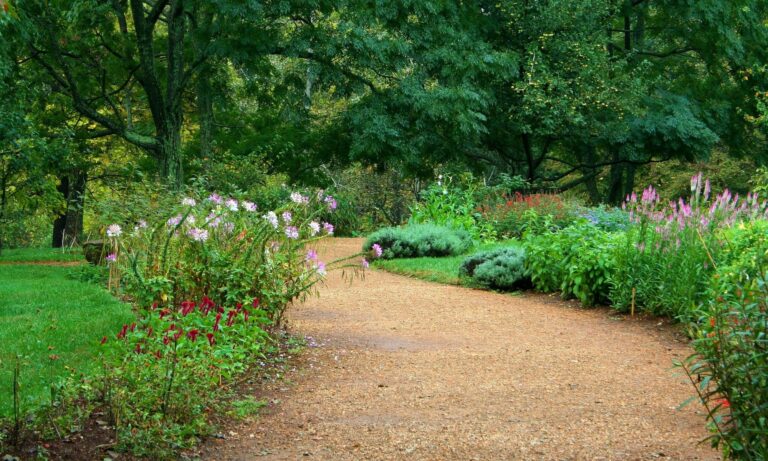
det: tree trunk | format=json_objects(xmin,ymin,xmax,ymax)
[
  {"xmin": 52, "ymin": 176, "xmax": 69, "ymax": 248},
  {"xmin": 159, "ymin": 120, "xmax": 183, "ymax": 188},
  {"xmin": 522, "ymin": 133, "xmax": 536, "ymax": 182},
  {"xmin": 197, "ymin": 74, "xmax": 214, "ymax": 163},
  {"xmin": 52, "ymin": 170, "xmax": 87, "ymax": 247},
  {"xmin": 581, "ymin": 147, "xmax": 602, "ymax": 204},
  {"xmin": 63, "ymin": 170, "xmax": 86, "ymax": 246},
  {"xmin": 0, "ymin": 171, "xmax": 7, "ymax": 255}
]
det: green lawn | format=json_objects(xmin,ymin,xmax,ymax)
[
  {"xmin": 374, "ymin": 240, "xmax": 519, "ymax": 285},
  {"xmin": 0, "ymin": 247, "xmax": 84, "ymax": 263},
  {"xmin": 0, "ymin": 264, "xmax": 133, "ymax": 417}
]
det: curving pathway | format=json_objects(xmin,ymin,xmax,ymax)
[{"xmin": 202, "ymin": 238, "xmax": 719, "ymax": 461}]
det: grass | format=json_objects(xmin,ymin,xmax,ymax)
[
  {"xmin": 374, "ymin": 240, "xmax": 519, "ymax": 285},
  {"xmin": 0, "ymin": 264, "xmax": 133, "ymax": 417},
  {"xmin": 0, "ymin": 247, "xmax": 84, "ymax": 263}
]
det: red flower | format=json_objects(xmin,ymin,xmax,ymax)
[
  {"xmin": 154, "ymin": 351, "xmax": 163, "ymax": 359},
  {"xmin": 100, "ymin": 336, "xmax": 108, "ymax": 345},
  {"xmin": 117, "ymin": 324, "xmax": 128, "ymax": 339},
  {"xmin": 167, "ymin": 323, "xmax": 177, "ymax": 331},
  {"xmin": 213, "ymin": 312, "xmax": 222, "ymax": 331},
  {"xmin": 226, "ymin": 309, "xmax": 237, "ymax": 327},
  {"xmin": 129, "ymin": 322, "xmax": 137, "ymax": 332},
  {"xmin": 134, "ymin": 343, "xmax": 142, "ymax": 354},
  {"xmin": 716, "ymin": 398, "xmax": 731, "ymax": 409},
  {"xmin": 159, "ymin": 308, "xmax": 171, "ymax": 319},
  {"xmin": 252, "ymin": 298, "xmax": 260, "ymax": 309},
  {"xmin": 173, "ymin": 330, "xmax": 183, "ymax": 341},
  {"xmin": 180, "ymin": 300, "xmax": 196, "ymax": 316},
  {"xmin": 206, "ymin": 332, "xmax": 215, "ymax": 346},
  {"xmin": 163, "ymin": 335, "xmax": 170, "ymax": 345},
  {"xmin": 710, "ymin": 317, "xmax": 716, "ymax": 328},
  {"xmin": 187, "ymin": 329, "xmax": 200, "ymax": 341},
  {"xmin": 201, "ymin": 296, "xmax": 215, "ymax": 314},
  {"xmin": 147, "ymin": 327, "xmax": 154, "ymax": 337},
  {"xmin": 151, "ymin": 302, "xmax": 158, "ymax": 310},
  {"xmin": 243, "ymin": 308, "xmax": 250, "ymax": 322}
]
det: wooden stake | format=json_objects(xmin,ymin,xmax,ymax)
[{"xmin": 631, "ymin": 287, "xmax": 636, "ymax": 318}]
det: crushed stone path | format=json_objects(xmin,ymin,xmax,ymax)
[{"xmin": 202, "ymin": 238, "xmax": 719, "ymax": 461}]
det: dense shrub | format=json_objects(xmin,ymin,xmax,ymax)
[
  {"xmin": 478, "ymin": 192, "xmax": 578, "ymax": 238},
  {"xmin": 409, "ymin": 176, "xmax": 495, "ymax": 241},
  {"xmin": 609, "ymin": 175, "xmax": 768, "ymax": 322},
  {"xmin": 459, "ymin": 247, "xmax": 529, "ymax": 290},
  {"xmin": 578, "ymin": 205, "xmax": 630, "ymax": 232},
  {"xmin": 524, "ymin": 223, "xmax": 618, "ymax": 306},
  {"xmin": 679, "ymin": 221, "xmax": 768, "ymax": 459},
  {"xmin": 364, "ymin": 224, "xmax": 472, "ymax": 259}
]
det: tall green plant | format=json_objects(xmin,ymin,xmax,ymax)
[{"xmin": 409, "ymin": 175, "xmax": 495, "ymax": 241}]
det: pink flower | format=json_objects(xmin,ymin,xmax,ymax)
[
  {"xmin": 323, "ymin": 222, "xmax": 334, "ymax": 235},
  {"xmin": 243, "ymin": 201, "xmax": 258, "ymax": 212},
  {"xmin": 187, "ymin": 227, "xmax": 209, "ymax": 242},
  {"xmin": 306, "ymin": 249, "xmax": 318, "ymax": 261},
  {"xmin": 106, "ymin": 253, "xmax": 117, "ymax": 263},
  {"xmin": 361, "ymin": 258, "xmax": 369, "ymax": 269},
  {"xmin": 285, "ymin": 226, "xmax": 299, "ymax": 239},
  {"xmin": 371, "ymin": 243, "xmax": 383, "ymax": 258},
  {"xmin": 207, "ymin": 193, "xmax": 222, "ymax": 204},
  {"xmin": 282, "ymin": 211, "xmax": 293, "ymax": 224},
  {"xmin": 324, "ymin": 195, "xmax": 337, "ymax": 210},
  {"xmin": 225, "ymin": 198, "xmax": 239, "ymax": 211},
  {"xmin": 315, "ymin": 262, "xmax": 327, "ymax": 276}
]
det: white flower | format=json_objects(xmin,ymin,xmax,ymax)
[
  {"xmin": 309, "ymin": 221, "xmax": 321, "ymax": 236},
  {"xmin": 182, "ymin": 198, "xmax": 197, "ymax": 206},
  {"xmin": 264, "ymin": 211, "xmax": 279, "ymax": 229},
  {"xmin": 225, "ymin": 199, "xmax": 239, "ymax": 212},
  {"xmin": 106, "ymin": 224, "xmax": 122, "ymax": 238},
  {"xmin": 290, "ymin": 192, "xmax": 309, "ymax": 204},
  {"xmin": 282, "ymin": 211, "xmax": 293, "ymax": 224}
]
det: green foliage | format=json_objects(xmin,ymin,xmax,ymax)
[
  {"xmin": 459, "ymin": 247, "xmax": 528, "ymax": 290},
  {"xmin": 364, "ymin": 224, "xmax": 472, "ymax": 260},
  {"xmin": 523, "ymin": 223, "xmax": 617, "ymax": 306},
  {"xmin": 577, "ymin": 206, "xmax": 630, "ymax": 232},
  {"xmin": 409, "ymin": 176, "xmax": 495, "ymax": 241},
  {"xmin": 679, "ymin": 221, "xmax": 768, "ymax": 459}
]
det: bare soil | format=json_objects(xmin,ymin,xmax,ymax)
[{"xmin": 200, "ymin": 238, "xmax": 719, "ymax": 461}]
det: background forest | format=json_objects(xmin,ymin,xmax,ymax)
[{"xmin": 2, "ymin": 0, "xmax": 767, "ymax": 249}]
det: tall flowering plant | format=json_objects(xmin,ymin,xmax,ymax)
[
  {"xmin": 610, "ymin": 173, "xmax": 768, "ymax": 321},
  {"xmin": 94, "ymin": 189, "xmax": 381, "ymax": 456},
  {"xmin": 105, "ymin": 190, "xmax": 374, "ymax": 326}
]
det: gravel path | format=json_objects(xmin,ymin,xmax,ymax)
[{"xmin": 203, "ymin": 238, "xmax": 719, "ymax": 461}]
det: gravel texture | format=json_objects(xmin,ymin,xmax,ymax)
[{"xmin": 202, "ymin": 238, "xmax": 719, "ymax": 461}]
